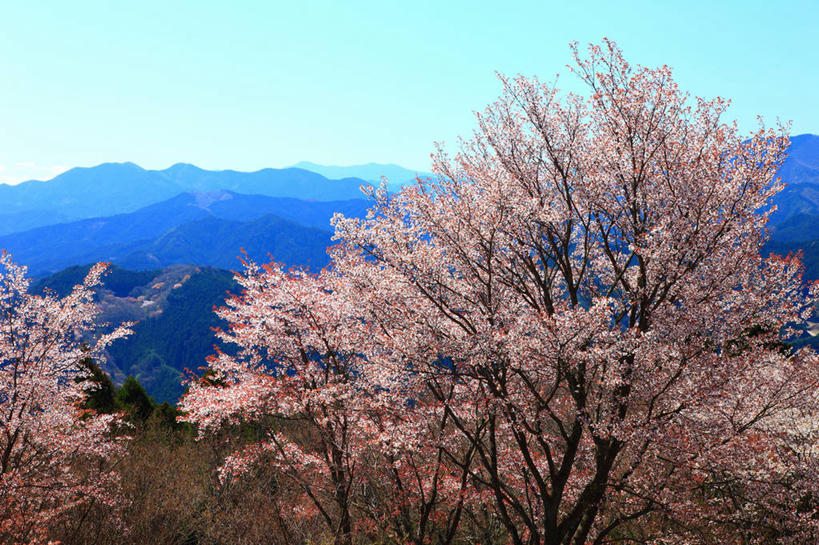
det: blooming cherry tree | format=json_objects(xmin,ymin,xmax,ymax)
[
  {"xmin": 180, "ymin": 262, "xmax": 377, "ymax": 545},
  {"xmin": 181, "ymin": 260, "xmax": 483, "ymax": 545},
  {"xmin": 330, "ymin": 40, "xmax": 819, "ymax": 544},
  {"xmin": 185, "ymin": 40, "xmax": 819, "ymax": 545},
  {"xmin": 0, "ymin": 253, "xmax": 131, "ymax": 544}
]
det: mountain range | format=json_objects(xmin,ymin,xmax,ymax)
[
  {"xmin": 0, "ymin": 190, "xmax": 369, "ymax": 276},
  {"xmin": 0, "ymin": 162, "xmax": 382, "ymax": 236},
  {"xmin": 7, "ymin": 143, "xmax": 819, "ymax": 402},
  {"xmin": 2, "ymin": 141, "xmax": 819, "ymax": 278}
]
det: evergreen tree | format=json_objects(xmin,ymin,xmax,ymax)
[
  {"xmin": 78, "ymin": 356, "xmax": 118, "ymax": 414},
  {"xmin": 116, "ymin": 376, "xmax": 155, "ymax": 422}
]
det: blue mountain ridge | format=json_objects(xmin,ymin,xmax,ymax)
[
  {"xmin": 0, "ymin": 190, "xmax": 370, "ymax": 277},
  {"xmin": 769, "ymin": 134, "xmax": 819, "ymax": 228}
]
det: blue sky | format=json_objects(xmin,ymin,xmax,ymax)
[{"xmin": 0, "ymin": 0, "xmax": 816, "ymax": 184}]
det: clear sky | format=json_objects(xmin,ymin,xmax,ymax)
[{"xmin": 0, "ymin": 0, "xmax": 816, "ymax": 184}]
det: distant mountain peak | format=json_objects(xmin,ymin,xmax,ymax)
[
  {"xmin": 45, "ymin": 161, "xmax": 143, "ymax": 180},
  {"xmin": 163, "ymin": 162, "xmax": 205, "ymax": 174},
  {"xmin": 86, "ymin": 161, "xmax": 144, "ymax": 171},
  {"xmin": 288, "ymin": 161, "xmax": 432, "ymax": 186}
]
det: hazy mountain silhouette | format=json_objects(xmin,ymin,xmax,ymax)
[
  {"xmin": 115, "ymin": 214, "xmax": 332, "ymax": 272},
  {"xmin": 289, "ymin": 161, "xmax": 432, "ymax": 189},
  {"xmin": 2, "ymin": 138, "xmax": 818, "ymax": 273},
  {"xmin": 0, "ymin": 162, "xmax": 372, "ymax": 236}
]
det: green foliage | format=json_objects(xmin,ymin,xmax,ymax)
[
  {"xmin": 142, "ymin": 364, "xmax": 185, "ymax": 405},
  {"xmin": 78, "ymin": 359, "xmax": 190, "ymax": 435},
  {"xmin": 116, "ymin": 376, "xmax": 156, "ymax": 423},
  {"xmin": 149, "ymin": 402, "xmax": 193, "ymax": 434},
  {"xmin": 79, "ymin": 357, "xmax": 118, "ymax": 414}
]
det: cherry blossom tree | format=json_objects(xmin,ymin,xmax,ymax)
[
  {"xmin": 358, "ymin": 378, "xmax": 482, "ymax": 545},
  {"xmin": 0, "ymin": 253, "xmax": 131, "ymax": 544},
  {"xmin": 180, "ymin": 262, "xmax": 375, "ymax": 545},
  {"xmin": 184, "ymin": 39, "xmax": 819, "ymax": 544},
  {"xmin": 329, "ymin": 39, "xmax": 819, "ymax": 544},
  {"xmin": 180, "ymin": 261, "xmax": 482, "ymax": 545}
]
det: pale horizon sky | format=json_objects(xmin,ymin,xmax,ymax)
[{"xmin": 1, "ymin": 0, "xmax": 817, "ymax": 185}]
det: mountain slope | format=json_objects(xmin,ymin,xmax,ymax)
[
  {"xmin": 0, "ymin": 209, "xmax": 78, "ymax": 236},
  {"xmin": 769, "ymin": 134, "xmax": 819, "ymax": 228},
  {"xmin": 766, "ymin": 213, "xmax": 819, "ymax": 243},
  {"xmin": 0, "ymin": 193, "xmax": 213, "ymax": 268},
  {"xmin": 105, "ymin": 266, "xmax": 239, "ymax": 403},
  {"xmin": 117, "ymin": 214, "xmax": 332, "ymax": 272},
  {"xmin": 201, "ymin": 191, "xmax": 370, "ymax": 229},
  {"xmin": 3, "ymin": 213, "xmax": 332, "ymax": 276},
  {"xmin": 763, "ymin": 134, "xmax": 819, "ymax": 270},
  {"xmin": 778, "ymin": 133, "xmax": 819, "ymax": 186},
  {"xmin": 0, "ymin": 191, "xmax": 368, "ymax": 276},
  {"xmin": 33, "ymin": 264, "xmax": 239, "ymax": 403}
]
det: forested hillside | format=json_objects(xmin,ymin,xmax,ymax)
[{"xmin": 34, "ymin": 264, "xmax": 239, "ymax": 402}]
